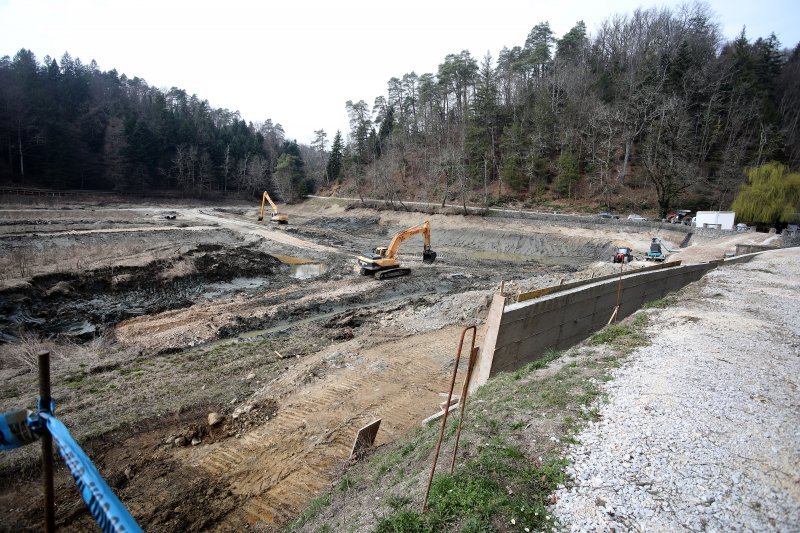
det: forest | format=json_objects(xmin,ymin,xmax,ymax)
[
  {"xmin": 0, "ymin": 51, "xmax": 312, "ymax": 201},
  {"xmin": 1, "ymin": 4, "xmax": 799, "ymax": 218}
]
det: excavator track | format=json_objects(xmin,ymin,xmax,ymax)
[{"xmin": 375, "ymin": 267, "xmax": 411, "ymax": 280}]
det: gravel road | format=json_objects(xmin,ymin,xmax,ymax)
[{"xmin": 554, "ymin": 248, "xmax": 800, "ymax": 531}]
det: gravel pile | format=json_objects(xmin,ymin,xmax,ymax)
[{"xmin": 553, "ymin": 249, "xmax": 800, "ymax": 531}]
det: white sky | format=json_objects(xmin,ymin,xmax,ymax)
[{"xmin": 1, "ymin": 0, "xmax": 798, "ymax": 145}]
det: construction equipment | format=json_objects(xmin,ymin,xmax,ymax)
[
  {"xmin": 257, "ymin": 191, "xmax": 288, "ymax": 224},
  {"xmin": 613, "ymin": 247, "xmax": 633, "ymax": 263},
  {"xmin": 645, "ymin": 238, "xmax": 666, "ymax": 262},
  {"xmin": 357, "ymin": 220, "xmax": 437, "ymax": 279}
]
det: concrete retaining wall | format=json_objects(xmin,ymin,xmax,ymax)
[
  {"xmin": 735, "ymin": 244, "xmax": 778, "ymax": 256},
  {"xmin": 469, "ymin": 251, "xmax": 773, "ymax": 393},
  {"xmin": 469, "ymin": 262, "xmax": 717, "ymax": 393}
]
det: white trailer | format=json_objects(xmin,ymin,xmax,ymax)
[{"xmin": 694, "ymin": 211, "xmax": 735, "ymax": 230}]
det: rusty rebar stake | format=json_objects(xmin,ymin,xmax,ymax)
[
  {"xmin": 38, "ymin": 350, "xmax": 55, "ymax": 533},
  {"xmin": 449, "ymin": 344, "xmax": 478, "ymax": 475},
  {"xmin": 609, "ymin": 259, "xmax": 625, "ymax": 324},
  {"xmin": 422, "ymin": 325, "xmax": 477, "ymax": 511}
]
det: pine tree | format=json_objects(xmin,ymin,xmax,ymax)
[{"xmin": 326, "ymin": 130, "xmax": 344, "ymax": 182}]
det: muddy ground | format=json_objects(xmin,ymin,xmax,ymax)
[{"xmin": 0, "ymin": 197, "xmax": 777, "ymax": 531}]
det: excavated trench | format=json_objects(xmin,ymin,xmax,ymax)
[{"xmin": 0, "ymin": 244, "xmax": 288, "ymax": 342}]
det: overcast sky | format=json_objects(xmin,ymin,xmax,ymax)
[{"xmin": 1, "ymin": 0, "xmax": 798, "ymax": 145}]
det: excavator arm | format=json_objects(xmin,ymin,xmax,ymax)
[
  {"xmin": 258, "ymin": 191, "xmax": 288, "ymax": 224},
  {"xmin": 384, "ymin": 220, "xmax": 433, "ymax": 260}
]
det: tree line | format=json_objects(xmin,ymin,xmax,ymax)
[
  {"xmin": 325, "ymin": 4, "xmax": 799, "ymax": 217},
  {"xmin": 0, "ymin": 50, "xmax": 313, "ymax": 200},
  {"xmin": 2, "ymin": 4, "xmax": 798, "ymax": 220}
]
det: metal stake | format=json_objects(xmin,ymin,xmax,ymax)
[
  {"xmin": 449, "ymin": 344, "xmax": 478, "ymax": 474},
  {"xmin": 423, "ymin": 325, "xmax": 477, "ymax": 511},
  {"xmin": 38, "ymin": 350, "xmax": 55, "ymax": 533}
]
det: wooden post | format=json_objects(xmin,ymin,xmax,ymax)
[{"xmin": 38, "ymin": 350, "xmax": 55, "ymax": 533}]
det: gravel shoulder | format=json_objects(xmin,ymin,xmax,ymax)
[{"xmin": 554, "ymin": 248, "xmax": 800, "ymax": 531}]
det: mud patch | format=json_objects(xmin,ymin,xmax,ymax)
[{"xmin": 0, "ymin": 244, "xmax": 285, "ymax": 340}]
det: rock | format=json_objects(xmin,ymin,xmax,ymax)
[
  {"xmin": 174, "ymin": 436, "xmax": 188, "ymax": 447},
  {"xmin": 111, "ymin": 273, "xmax": 133, "ymax": 288},
  {"xmin": 327, "ymin": 327, "xmax": 354, "ymax": 340},
  {"xmin": 45, "ymin": 281, "xmax": 72, "ymax": 297},
  {"xmin": 124, "ymin": 465, "xmax": 135, "ymax": 479},
  {"xmin": 246, "ymin": 372, "xmax": 256, "ymax": 381},
  {"xmin": 208, "ymin": 412, "xmax": 224, "ymax": 427},
  {"xmin": 191, "ymin": 437, "xmax": 202, "ymax": 446}
]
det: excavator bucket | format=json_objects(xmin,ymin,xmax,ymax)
[
  {"xmin": 422, "ymin": 250, "xmax": 437, "ymax": 264},
  {"xmin": 257, "ymin": 215, "xmax": 263, "ymax": 221}
]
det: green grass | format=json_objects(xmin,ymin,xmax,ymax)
[
  {"xmin": 375, "ymin": 438, "xmax": 564, "ymax": 532},
  {"xmin": 289, "ymin": 493, "xmax": 331, "ymax": 530},
  {"xmin": 642, "ymin": 294, "xmax": 679, "ymax": 309},
  {"xmin": 590, "ymin": 313, "xmax": 649, "ymax": 349},
  {"xmin": 337, "ymin": 475, "xmax": 358, "ymax": 492},
  {"xmin": 512, "ymin": 349, "xmax": 562, "ymax": 380}
]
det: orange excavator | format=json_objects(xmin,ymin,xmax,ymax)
[
  {"xmin": 257, "ymin": 191, "xmax": 288, "ymax": 224},
  {"xmin": 357, "ymin": 220, "xmax": 437, "ymax": 279}
]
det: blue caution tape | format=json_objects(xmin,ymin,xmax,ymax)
[
  {"xmin": 0, "ymin": 409, "xmax": 38, "ymax": 451},
  {"xmin": 40, "ymin": 413, "xmax": 143, "ymax": 533}
]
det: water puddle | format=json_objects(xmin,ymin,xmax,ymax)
[
  {"xmin": 290, "ymin": 263, "xmax": 327, "ymax": 279},
  {"xmin": 271, "ymin": 254, "xmax": 328, "ymax": 280}
]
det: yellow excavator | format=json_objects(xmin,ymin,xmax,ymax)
[
  {"xmin": 257, "ymin": 191, "xmax": 288, "ymax": 224},
  {"xmin": 357, "ymin": 220, "xmax": 437, "ymax": 279}
]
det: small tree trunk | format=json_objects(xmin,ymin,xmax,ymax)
[
  {"xmin": 483, "ymin": 158, "xmax": 488, "ymax": 208},
  {"xmin": 618, "ymin": 139, "xmax": 631, "ymax": 184},
  {"xmin": 17, "ymin": 122, "xmax": 24, "ymax": 178}
]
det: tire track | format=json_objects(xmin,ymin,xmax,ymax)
[{"xmin": 183, "ymin": 325, "xmax": 473, "ymax": 529}]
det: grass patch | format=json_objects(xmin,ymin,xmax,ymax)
[
  {"xmin": 337, "ymin": 474, "xmax": 358, "ymax": 492},
  {"xmin": 289, "ymin": 493, "xmax": 331, "ymax": 530},
  {"xmin": 642, "ymin": 294, "xmax": 679, "ymax": 309},
  {"xmin": 512, "ymin": 349, "xmax": 561, "ymax": 380},
  {"xmin": 590, "ymin": 313, "xmax": 649, "ymax": 350},
  {"xmin": 376, "ymin": 438, "xmax": 563, "ymax": 532}
]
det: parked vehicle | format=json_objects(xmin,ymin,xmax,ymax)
[
  {"xmin": 667, "ymin": 210, "xmax": 692, "ymax": 224},
  {"xmin": 736, "ymin": 223, "xmax": 748, "ymax": 232},
  {"xmin": 613, "ymin": 247, "xmax": 633, "ymax": 263},
  {"xmin": 645, "ymin": 238, "xmax": 666, "ymax": 262},
  {"xmin": 694, "ymin": 211, "xmax": 735, "ymax": 230},
  {"xmin": 598, "ymin": 212, "xmax": 619, "ymax": 219},
  {"xmin": 627, "ymin": 214, "xmax": 647, "ymax": 221}
]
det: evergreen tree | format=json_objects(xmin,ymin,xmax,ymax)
[
  {"xmin": 555, "ymin": 151, "xmax": 580, "ymax": 198},
  {"xmin": 326, "ymin": 130, "xmax": 344, "ymax": 182}
]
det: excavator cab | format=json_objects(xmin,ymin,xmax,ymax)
[{"xmin": 373, "ymin": 247, "xmax": 388, "ymax": 258}]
